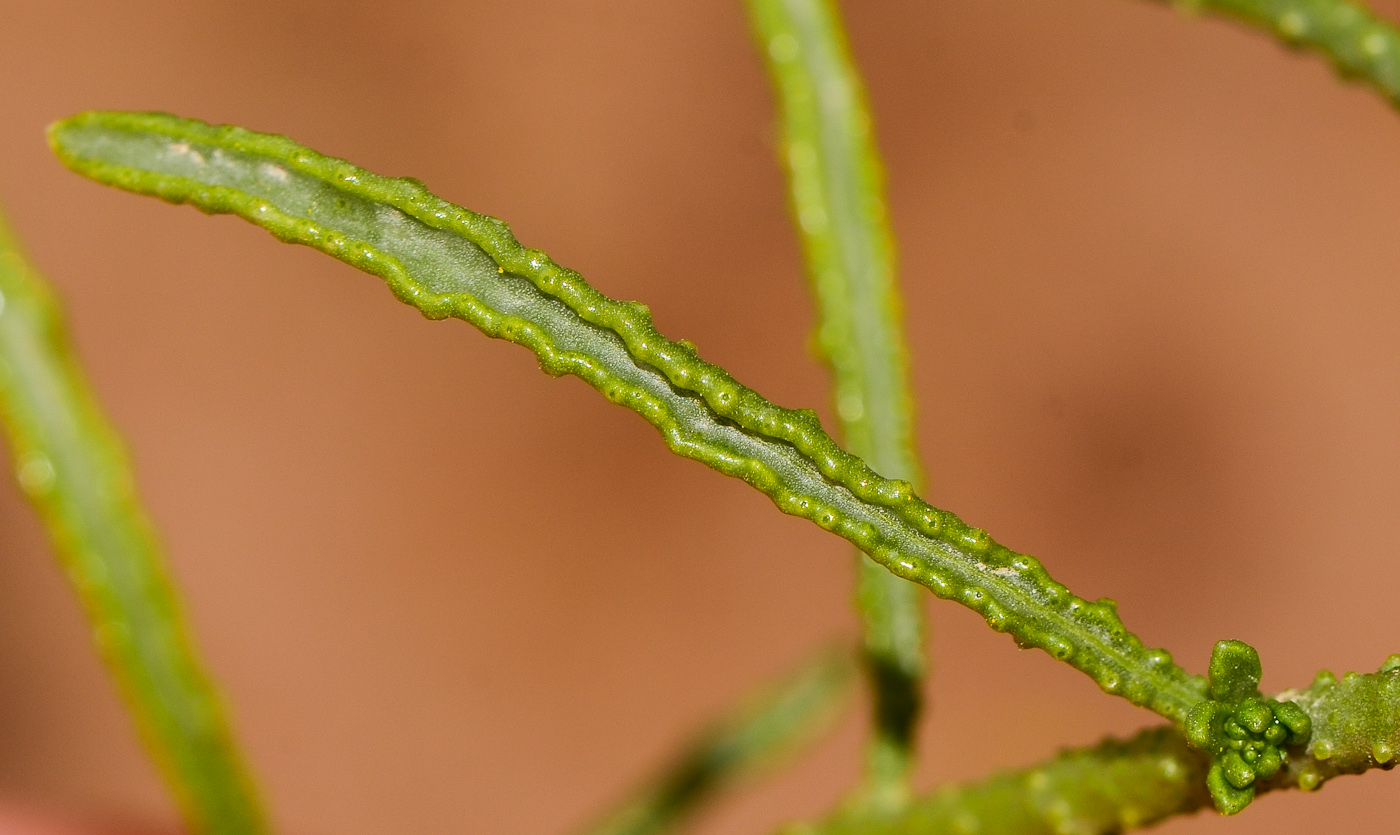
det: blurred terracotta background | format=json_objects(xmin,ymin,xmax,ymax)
[{"xmin": 1, "ymin": 0, "xmax": 1399, "ymax": 832}]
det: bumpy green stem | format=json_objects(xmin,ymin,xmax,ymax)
[
  {"xmin": 0, "ymin": 208, "xmax": 267, "ymax": 834},
  {"xmin": 1278, "ymin": 654, "xmax": 1400, "ymax": 790},
  {"xmin": 788, "ymin": 655, "xmax": 1400, "ymax": 834},
  {"xmin": 584, "ymin": 648, "xmax": 855, "ymax": 835},
  {"xmin": 49, "ymin": 111, "xmax": 1207, "ymax": 724},
  {"xmin": 747, "ymin": 0, "xmax": 925, "ymax": 799},
  {"xmin": 1160, "ymin": 0, "xmax": 1400, "ymax": 105},
  {"xmin": 786, "ymin": 726, "xmax": 1212, "ymax": 835}
]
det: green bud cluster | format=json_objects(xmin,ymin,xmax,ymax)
[{"xmin": 1184, "ymin": 640, "xmax": 1311, "ymax": 815}]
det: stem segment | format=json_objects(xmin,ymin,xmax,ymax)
[
  {"xmin": 1159, "ymin": 0, "xmax": 1400, "ymax": 106},
  {"xmin": 49, "ymin": 111, "xmax": 1207, "ymax": 725},
  {"xmin": 584, "ymin": 649, "xmax": 855, "ymax": 835},
  {"xmin": 0, "ymin": 207, "xmax": 267, "ymax": 835},
  {"xmin": 747, "ymin": 0, "xmax": 925, "ymax": 802},
  {"xmin": 792, "ymin": 655, "xmax": 1400, "ymax": 833}
]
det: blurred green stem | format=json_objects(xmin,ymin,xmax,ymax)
[
  {"xmin": 747, "ymin": 0, "xmax": 927, "ymax": 806},
  {"xmin": 0, "ymin": 207, "xmax": 267, "ymax": 835},
  {"xmin": 1161, "ymin": 0, "xmax": 1400, "ymax": 106},
  {"xmin": 584, "ymin": 649, "xmax": 855, "ymax": 835}
]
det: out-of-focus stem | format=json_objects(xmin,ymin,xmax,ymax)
[
  {"xmin": 746, "ymin": 0, "xmax": 926, "ymax": 805},
  {"xmin": 583, "ymin": 649, "xmax": 856, "ymax": 835},
  {"xmin": 1157, "ymin": 0, "xmax": 1400, "ymax": 107},
  {"xmin": 0, "ymin": 207, "xmax": 267, "ymax": 835}
]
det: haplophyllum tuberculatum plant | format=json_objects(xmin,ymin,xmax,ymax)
[{"xmin": 2, "ymin": 0, "xmax": 1400, "ymax": 833}]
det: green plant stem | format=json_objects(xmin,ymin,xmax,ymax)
[
  {"xmin": 1278, "ymin": 654, "xmax": 1400, "ymax": 788},
  {"xmin": 1161, "ymin": 0, "xmax": 1400, "ymax": 105},
  {"xmin": 0, "ymin": 207, "xmax": 267, "ymax": 835},
  {"xmin": 583, "ymin": 648, "xmax": 855, "ymax": 835},
  {"xmin": 788, "ymin": 656, "xmax": 1400, "ymax": 834},
  {"xmin": 789, "ymin": 726, "xmax": 1211, "ymax": 835},
  {"xmin": 747, "ymin": 0, "xmax": 925, "ymax": 802},
  {"xmin": 49, "ymin": 111, "xmax": 1207, "ymax": 726}
]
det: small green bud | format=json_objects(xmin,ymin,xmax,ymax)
[
  {"xmin": 1221, "ymin": 749, "xmax": 1255, "ymax": 789},
  {"xmin": 1256, "ymin": 746, "xmax": 1283, "ymax": 780},
  {"xmin": 1209, "ymin": 640, "xmax": 1262, "ymax": 703},
  {"xmin": 1185, "ymin": 700, "xmax": 1217, "ymax": 750},
  {"xmin": 1273, "ymin": 700, "xmax": 1312, "ymax": 745},
  {"xmin": 1235, "ymin": 699, "xmax": 1272, "ymax": 735},
  {"xmin": 1207, "ymin": 762, "xmax": 1255, "ymax": 815}
]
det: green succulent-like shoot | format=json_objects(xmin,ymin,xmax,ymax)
[{"xmin": 1184, "ymin": 640, "xmax": 1312, "ymax": 815}]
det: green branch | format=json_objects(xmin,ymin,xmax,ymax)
[
  {"xmin": 788, "ymin": 655, "xmax": 1400, "ymax": 834},
  {"xmin": 0, "ymin": 207, "xmax": 267, "ymax": 834},
  {"xmin": 48, "ymin": 110, "xmax": 1207, "ymax": 725},
  {"xmin": 1279, "ymin": 654, "xmax": 1400, "ymax": 788},
  {"xmin": 747, "ymin": 0, "xmax": 925, "ymax": 800},
  {"xmin": 789, "ymin": 726, "xmax": 1211, "ymax": 835},
  {"xmin": 583, "ymin": 648, "xmax": 855, "ymax": 835},
  {"xmin": 1162, "ymin": 0, "xmax": 1400, "ymax": 106}
]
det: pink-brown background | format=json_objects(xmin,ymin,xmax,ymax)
[{"xmin": 0, "ymin": 0, "xmax": 1397, "ymax": 832}]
